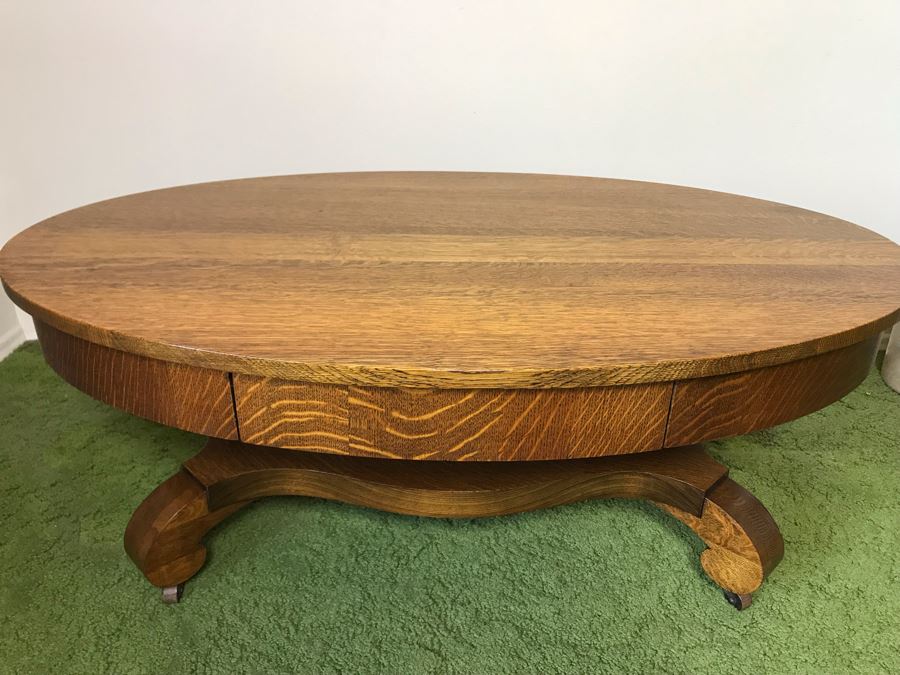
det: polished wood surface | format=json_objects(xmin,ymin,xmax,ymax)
[
  {"xmin": 661, "ymin": 478, "xmax": 784, "ymax": 596},
  {"xmin": 36, "ymin": 319, "xmax": 238, "ymax": 439},
  {"xmin": 233, "ymin": 375, "xmax": 671, "ymax": 460},
  {"xmin": 3, "ymin": 172, "xmax": 899, "ymax": 388},
  {"xmin": 126, "ymin": 439, "xmax": 782, "ymax": 595},
  {"xmin": 665, "ymin": 336, "xmax": 878, "ymax": 447},
  {"xmin": 189, "ymin": 440, "xmax": 727, "ymax": 517},
  {"xmin": 124, "ymin": 468, "xmax": 246, "ymax": 589},
  {"xmin": 30, "ymin": 315, "xmax": 880, "ymax": 458}
]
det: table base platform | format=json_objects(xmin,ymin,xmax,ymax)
[{"xmin": 124, "ymin": 440, "xmax": 783, "ymax": 610}]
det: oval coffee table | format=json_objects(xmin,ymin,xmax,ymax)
[{"xmin": 3, "ymin": 172, "xmax": 899, "ymax": 609}]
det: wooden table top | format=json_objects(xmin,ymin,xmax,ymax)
[{"xmin": 2, "ymin": 172, "xmax": 899, "ymax": 388}]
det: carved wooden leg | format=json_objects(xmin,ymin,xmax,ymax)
[
  {"xmin": 124, "ymin": 438, "xmax": 782, "ymax": 608},
  {"xmin": 657, "ymin": 478, "xmax": 784, "ymax": 609},
  {"xmin": 124, "ymin": 469, "xmax": 249, "ymax": 602}
]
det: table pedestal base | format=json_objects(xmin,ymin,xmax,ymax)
[{"xmin": 124, "ymin": 439, "xmax": 783, "ymax": 609}]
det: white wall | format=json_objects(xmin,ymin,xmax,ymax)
[
  {"xmin": 2, "ymin": 0, "xmax": 898, "ymax": 341},
  {"xmin": 0, "ymin": 293, "xmax": 25, "ymax": 359}
]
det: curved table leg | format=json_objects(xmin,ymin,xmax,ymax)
[
  {"xmin": 124, "ymin": 439, "xmax": 783, "ymax": 607},
  {"xmin": 657, "ymin": 477, "xmax": 784, "ymax": 609},
  {"xmin": 123, "ymin": 470, "xmax": 249, "ymax": 602}
]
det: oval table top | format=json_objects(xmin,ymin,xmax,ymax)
[{"xmin": 2, "ymin": 172, "xmax": 899, "ymax": 389}]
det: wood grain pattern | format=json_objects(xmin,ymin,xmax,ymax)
[
  {"xmin": 234, "ymin": 378, "xmax": 348, "ymax": 455},
  {"xmin": 3, "ymin": 172, "xmax": 899, "ymax": 388},
  {"xmin": 125, "ymin": 439, "xmax": 734, "ymax": 590},
  {"xmin": 36, "ymin": 319, "xmax": 238, "ymax": 439},
  {"xmin": 659, "ymin": 478, "xmax": 784, "ymax": 595},
  {"xmin": 124, "ymin": 469, "xmax": 247, "ymax": 588},
  {"xmin": 33, "ymin": 317, "xmax": 877, "ymax": 459},
  {"xmin": 665, "ymin": 336, "xmax": 877, "ymax": 447},
  {"xmin": 232, "ymin": 375, "xmax": 672, "ymax": 460}
]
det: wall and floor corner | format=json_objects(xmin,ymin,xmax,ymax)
[
  {"xmin": 883, "ymin": 325, "xmax": 900, "ymax": 392},
  {"xmin": 0, "ymin": 294, "xmax": 25, "ymax": 360}
]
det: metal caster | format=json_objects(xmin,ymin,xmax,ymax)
[
  {"xmin": 723, "ymin": 590, "xmax": 752, "ymax": 610},
  {"xmin": 161, "ymin": 584, "xmax": 183, "ymax": 604}
]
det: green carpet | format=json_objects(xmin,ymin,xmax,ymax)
[{"xmin": 0, "ymin": 342, "xmax": 898, "ymax": 674}]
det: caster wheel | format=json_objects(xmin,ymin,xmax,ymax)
[
  {"xmin": 161, "ymin": 585, "xmax": 183, "ymax": 604},
  {"xmin": 723, "ymin": 590, "xmax": 752, "ymax": 610}
]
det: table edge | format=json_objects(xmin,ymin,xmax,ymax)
[{"xmin": 9, "ymin": 280, "xmax": 896, "ymax": 388}]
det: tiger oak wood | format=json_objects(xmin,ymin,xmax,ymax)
[
  {"xmin": 665, "ymin": 336, "xmax": 878, "ymax": 447},
  {"xmin": 2, "ymin": 172, "xmax": 899, "ymax": 388},
  {"xmin": 127, "ymin": 440, "xmax": 773, "ymax": 593},
  {"xmin": 4, "ymin": 172, "xmax": 898, "ymax": 607},
  {"xmin": 233, "ymin": 376, "xmax": 671, "ymax": 460},
  {"xmin": 31, "ymin": 314, "xmax": 879, "ymax": 459},
  {"xmin": 35, "ymin": 319, "xmax": 238, "ymax": 439},
  {"xmin": 660, "ymin": 477, "xmax": 783, "ymax": 596}
]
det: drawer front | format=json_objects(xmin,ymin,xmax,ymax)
[{"xmin": 232, "ymin": 375, "xmax": 671, "ymax": 461}]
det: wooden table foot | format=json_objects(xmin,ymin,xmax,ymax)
[
  {"xmin": 123, "ymin": 468, "xmax": 248, "ymax": 592},
  {"xmin": 124, "ymin": 439, "xmax": 783, "ymax": 606},
  {"xmin": 657, "ymin": 477, "xmax": 784, "ymax": 604}
]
